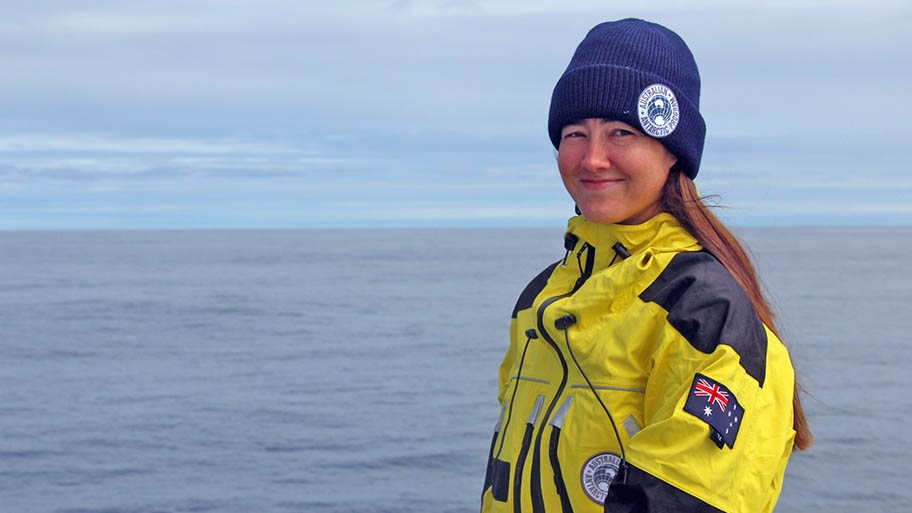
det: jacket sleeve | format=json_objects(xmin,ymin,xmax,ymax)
[{"xmin": 604, "ymin": 252, "xmax": 796, "ymax": 513}]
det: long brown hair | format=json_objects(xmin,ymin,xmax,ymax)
[{"xmin": 662, "ymin": 169, "xmax": 814, "ymax": 451}]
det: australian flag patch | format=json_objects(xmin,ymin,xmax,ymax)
[{"xmin": 683, "ymin": 373, "xmax": 744, "ymax": 449}]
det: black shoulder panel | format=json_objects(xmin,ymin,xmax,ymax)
[
  {"xmin": 639, "ymin": 251, "xmax": 767, "ymax": 387},
  {"xmin": 605, "ymin": 463, "xmax": 725, "ymax": 513},
  {"xmin": 511, "ymin": 261, "xmax": 559, "ymax": 318}
]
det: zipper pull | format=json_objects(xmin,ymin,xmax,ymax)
[{"xmin": 561, "ymin": 233, "xmax": 578, "ymax": 266}]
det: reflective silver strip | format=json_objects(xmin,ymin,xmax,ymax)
[
  {"xmin": 494, "ymin": 401, "xmax": 508, "ymax": 431},
  {"xmin": 623, "ymin": 415, "xmax": 641, "ymax": 438},
  {"xmin": 570, "ymin": 384, "xmax": 645, "ymax": 393},
  {"xmin": 549, "ymin": 396, "xmax": 574, "ymax": 429},
  {"xmin": 511, "ymin": 376, "xmax": 551, "ymax": 385},
  {"xmin": 527, "ymin": 395, "xmax": 546, "ymax": 425}
]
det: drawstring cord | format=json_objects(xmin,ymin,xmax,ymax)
[
  {"xmin": 576, "ymin": 244, "xmax": 586, "ymax": 275},
  {"xmin": 495, "ymin": 329, "xmax": 537, "ymax": 459},
  {"xmin": 608, "ymin": 253, "xmax": 619, "ymax": 268},
  {"xmin": 564, "ymin": 232, "xmax": 629, "ymax": 269},
  {"xmin": 561, "ymin": 233, "xmax": 579, "ymax": 266},
  {"xmin": 555, "ymin": 315, "xmax": 628, "ymax": 485}
]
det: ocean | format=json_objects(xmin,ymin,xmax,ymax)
[{"xmin": 1, "ymin": 227, "xmax": 910, "ymax": 512}]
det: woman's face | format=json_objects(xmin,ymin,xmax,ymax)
[{"xmin": 557, "ymin": 118, "xmax": 677, "ymax": 225}]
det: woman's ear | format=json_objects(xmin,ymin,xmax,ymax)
[{"xmin": 664, "ymin": 149, "xmax": 678, "ymax": 173}]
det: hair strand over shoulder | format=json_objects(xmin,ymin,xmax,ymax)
[{"xmin": 662, "ymin": 169, "xmax": 813, "ymax": 451}]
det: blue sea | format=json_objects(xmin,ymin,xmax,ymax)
[{"xmin": 1, "ymin": 227, "xmax": 910, "ymax": 512}]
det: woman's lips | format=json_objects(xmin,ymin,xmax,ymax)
[{"xmin": 581, "ymin": 177, "xmax": 624, "ymax": 190}]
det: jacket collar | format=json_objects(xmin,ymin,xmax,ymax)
[{"xmin": 566, "ymin": 213, "xmax": 701, "ymax": 268}]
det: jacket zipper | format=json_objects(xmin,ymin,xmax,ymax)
[
  {"xmin": 549, "ymin": 397, "xmax": 575, "ymax": 513},
  {"xmin": 530, "ymin": 240, "xmax": 595, "ymax": 513},
  {"xmin": 481, "ymin": 403, "xmax": 507, "ymax": 504}
]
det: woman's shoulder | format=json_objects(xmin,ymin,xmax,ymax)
[
  {"xmin": 510, "ymin": 260, "xmax": 561, "ymax": 319},
  {"xmin": 640, "ymin": 249, "xmax": 770, "ymax": 387}
]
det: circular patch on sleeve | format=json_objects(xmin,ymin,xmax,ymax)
[
  {"xmin": 637, "ymin": 84, "xmax": 680, "ymax": 137},
  {"xmin": 580, "ymin": 452, "xmax": 622, "ymax": 504}
]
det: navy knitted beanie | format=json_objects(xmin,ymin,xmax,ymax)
[{"xmin": 548, "ymin": 19, "xmax": 706, "ymax": 179}]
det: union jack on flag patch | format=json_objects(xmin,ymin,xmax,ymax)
[
  {"xmin": 683, "ymin": 373, "xmax": 744, "ymax": 449},
  {"xmin": 694, "ymin": 377, "xmax": 729, "ymax": 411}
]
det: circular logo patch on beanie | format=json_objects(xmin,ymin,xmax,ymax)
[
  {"xmin": 637, "ymin": 84, "xmax": 679, "ymax": 138},
  {"xmin": 581, "ymin": 452, "xmax": 622, "ymax": 504}
]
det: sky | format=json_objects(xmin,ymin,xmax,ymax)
[{"xmin": 0, "ymin": 0, "xmax": 909, "ymax": 229}]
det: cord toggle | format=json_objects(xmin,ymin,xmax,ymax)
[{"xmin": 554, "ymin": 314, "xmax": 577, "ymax": 330}]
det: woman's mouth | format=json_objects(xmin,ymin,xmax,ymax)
[{"xmin": 581, "ymin": 177, "xmax": 624, "ymax": 190}]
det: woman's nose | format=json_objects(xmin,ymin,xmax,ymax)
[{"xmin": 582, "ymin": 138, "xmax": 611, "ymax": 171}]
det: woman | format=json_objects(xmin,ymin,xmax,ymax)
[{"xmin": 480, "ymin": 19, "xmax": 811, "ymax": 513}]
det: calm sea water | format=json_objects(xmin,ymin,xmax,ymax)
[{"xmin": 1, "ymin": 227, "xmax": 910, "ymax": 512}]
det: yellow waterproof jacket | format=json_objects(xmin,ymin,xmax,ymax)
[{"xmin": 480, "ymin": 214, "xmax": 795, "ymax": 513}]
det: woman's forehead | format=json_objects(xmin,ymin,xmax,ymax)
[{"xmin": 563, "ymin": 118, "xmax": 637, "ymax": 129}]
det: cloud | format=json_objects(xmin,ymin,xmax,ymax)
[
  {"xmin": 0, "ymin": 134, "xmax": 302, "ymax": 154},
  {"xmin": 0, "ymin": 1, "xmax": 909, "ymax": 227},
  {"xmin": 3, "ymin": 1, "xmax": 908, "ymax": 139}
]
